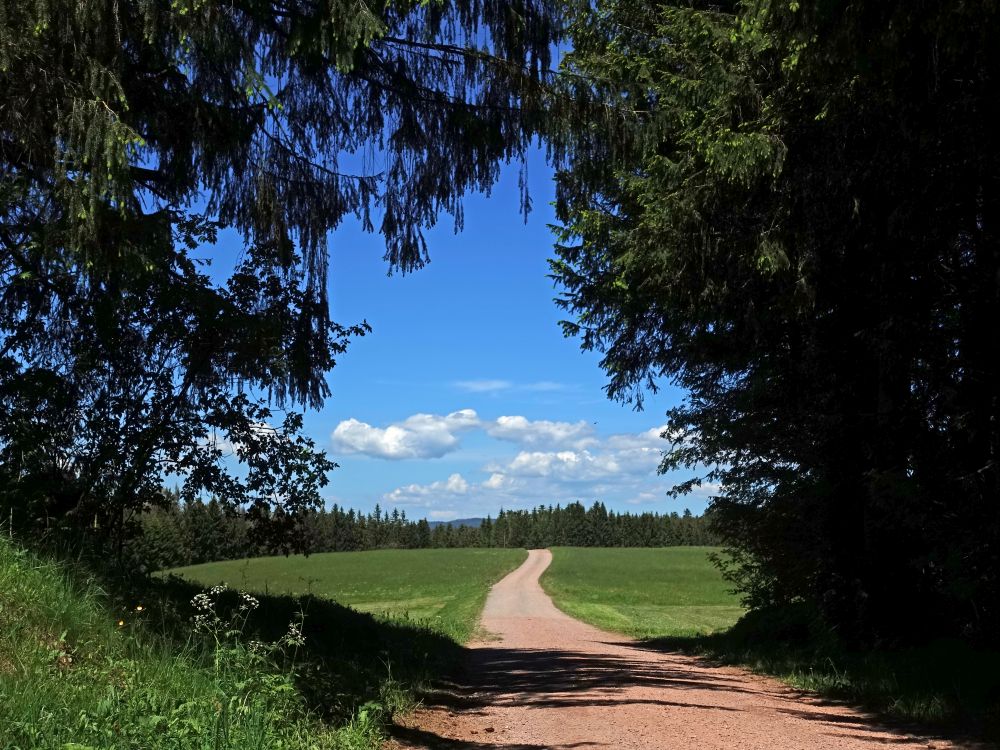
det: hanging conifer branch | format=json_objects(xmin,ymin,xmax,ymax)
[{"xmin": 0, "ymin": 0, "xmax": 565, "ymax": 554}]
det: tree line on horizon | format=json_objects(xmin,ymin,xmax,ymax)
[{"xmin": 133, "ymin": 492, "xmax": 716, "ymax": 572}]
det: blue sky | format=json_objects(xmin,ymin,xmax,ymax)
[{"xmin": 230, "ymin": 155, "xmax": 712, "ymax": 520}]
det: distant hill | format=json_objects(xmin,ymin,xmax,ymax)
[{"xmin": 426, "ymin": 517, "xmax": 485, "ymax": 529}]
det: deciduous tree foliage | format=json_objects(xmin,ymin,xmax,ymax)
[
  {"xmin": 0, "ymin": 0, "xmax": 561, "ymax": 553},
  {"xmin": 551, "ymin": 0, "xmax": 1000, "ymax": 644}
]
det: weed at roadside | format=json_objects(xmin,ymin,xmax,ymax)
[{"xmin": 0, "ymin": 538, "xmax": 438, "ymax": 749}]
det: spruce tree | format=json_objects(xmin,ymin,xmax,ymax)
[
  {"xmin": 551, "ymin": 0, "xmax": 1000, "ymax": 643},
  {"xmin": 0, "ymin": 0, "xmax": 563, "ymax": 553}
]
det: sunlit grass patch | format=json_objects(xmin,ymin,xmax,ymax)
[
  {"xmin": 541, "ymin": 546, "xmax": 743, "ymax": 638},
  {"xmin": 167, "ymin": 547, "xmax": 528, "ymax": 643}
]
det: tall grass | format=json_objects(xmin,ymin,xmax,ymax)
[{"xmin": 0, "ymin": 538, "xmax": 459, "ymax": 749}]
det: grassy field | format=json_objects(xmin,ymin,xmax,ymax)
[
  {"xmin": 0, "ymin": 542, "xmax": 525, "ymax": 749},
  {"xmin": 541, "ymin": 546, "xmax": 743, "ymax": 638},
  {"xmin": 169, "ymin": 548, "xmax": 527, "ymax": 642}
]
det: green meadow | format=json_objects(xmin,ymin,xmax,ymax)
[
  {"xmin": 541, "ymin": 547, "xmax": 744, "ymax": 638},
  {"xmin": 0, "ymin": 542, "xmax": 523, "ymax": 749},
  {"xmin": 169, "ymin": 547, "xmax": 527, "ymax": 642}
]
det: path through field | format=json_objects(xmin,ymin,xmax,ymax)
[{"xmin": 387, "ymin": 549, "xmax": 977, "ymax": 750}]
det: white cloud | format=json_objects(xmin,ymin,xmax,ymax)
[
  {"xmin": 483, "ymin": 472, "xmax": 509, "ymax": 489},
  {"xmin": 452, "ymin": 379, "xmax": 570, "ymax": 395},
  {"xmin": 382, "ymin": 474, "xmax": 471, "ymax": 506},
  {"xmin": 353, "ymin": 412, "xmax": 690, "ymax": 514},
  {"xmin": 487, "ymin": 424, "xmax": 669, "ymax": 481},
  {"xmin": 603, "ymin": 424, "xmax": 672, "ymax": 472},
  {"xmin": 384, "ymin": 473, "xmax": 470, "ymax": 504},
  {"xmin": 383, "ymin": 470, "xmax": 531, "ymax": 508},
  {"xmin": 443, "ymin": 473, "xmax": 469, "ymax": 493},
  {"xmin": 604, "ymin": 424, "xmax": 671, "ymax": 451},
  {"xmin": 453, "ymin": 379, "xmax": 513, "ymax": 393},
  {"xmin": 688, "ymin": 481, "xmax": 722, "ymax": 498},
  {"xmin": 626, "ymin": 490, "xmax": 663, "ymax": 506},
  {"xmin": 500, "ymin": 449, "xmax": 622, "ymax": 480},
  {"xmin": 331, "ymin": 409, "xmax": 479, "ymax": 459},
  {"xmin": 486, "ymin": 415, "xmax": 596, "ymax": 450}
]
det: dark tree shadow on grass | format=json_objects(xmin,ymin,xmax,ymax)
[
  {"xmin": 629, "ymin": 616, "xmax": 1000, "ymax": 747},
  {"xmin": 142, "ymin": 574, "xmax": 464, "ymax": 725}
]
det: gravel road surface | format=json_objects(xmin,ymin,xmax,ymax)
[{"xmin": 387, "ymin": 549, "xmax": 976, "ymax": 750}]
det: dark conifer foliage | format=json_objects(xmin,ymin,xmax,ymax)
[
  {"xmin": 132, "ymin": 496, "xmax": 716, "ymax": 570},
  {"xmin": 0, "ymin": 0, "xmax": 562, "ymax": 553},
  {"xmin": 550, "ymin": 1, "xmax": 1000, "ymax": 645}
]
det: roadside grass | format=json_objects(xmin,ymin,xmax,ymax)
[
  {"xmin": 540, "ymin": 546, "xmax": 744, "ymax": 638},
  {"xmin": 542, "ymin": 546, "xmax": 1000, "ymax": 738},
  {"xmin": 0, "ymin": 541, "xmax": 523, "ymax": 749},
  {"xmin": 0, "ymin": 536, "xmax": 389, "ymax": 749},
  {"xmin": 167, "ymin": 547, "xmax": 527, "ymax": 643},
  {"xmin": 647, "ymin": 604, "xmax": 1000, "ymax": 738}
]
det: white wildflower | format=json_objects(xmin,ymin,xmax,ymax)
[{"xmin": 284, "ymin": 620, "xmax": 306, "ymax": 647}]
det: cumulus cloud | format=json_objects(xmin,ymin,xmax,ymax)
[
  {"xmin": 626, "ymin": 490, "xmax": 665, "ymax": 506},
  {"xmin": 483, "ymin": 472, "xmax": 510, "ymax": 490},
  {"xmin": 383, "ymin": 470, "xmax": 530, "ymax": 507},
  {"xmin": 500, "ymin": 449, "xmax": 620, "ymax": 480},
  {"xmin": 341, "ymin": 410, "xmax": 690, "ymax": 514},
  {"xmin": 486, "ymin": 424, "xmax": 669, "ymax": 481},
  {"xmin": 384, "ymin": 473, "xmax": 470, "ymax": 504},
  {"xmin": 331, "ymin": 409, "xmax": 479, "ymax": 459},
  {"xmin": 604, "ymin": 424, "xmax": 666, "ymax": 450},
  {"xmin": 603, "ymin": 424, "xmax": 674, "ymax": 471},
  {"xmin": 486, "ymin": 415, "xmax": 596, "ymax": 450}
]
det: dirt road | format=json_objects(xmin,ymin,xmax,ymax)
[{"xmin": 388, "ymin": 549, "xmax": 972, "ymax": 750}]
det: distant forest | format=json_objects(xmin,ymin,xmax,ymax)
[{"xmin": 134, "ymin": 492, "xmax": 716, "ymax": 572}]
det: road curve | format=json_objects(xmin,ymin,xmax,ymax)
[{"xmin": 388, "ymin": 549, "xmax": 973, "ymax": 750}]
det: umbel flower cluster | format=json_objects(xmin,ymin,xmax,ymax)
[
  {"xmin": 189, "ymin": 583, "xmax": 305, "ymax": 656},
  {"xmin": 191, "ymin": 584, "xmax": 233, "ymax": 634}
]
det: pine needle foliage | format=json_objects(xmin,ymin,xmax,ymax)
[
  {"xmin": 0, "ymin": 0, "xmax": 564, "ymax": 552},
  {"xmin": 550, "ymin": 0, "xmax": 1000, "ymax": 645}
]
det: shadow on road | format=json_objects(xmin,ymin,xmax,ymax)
[
  {"xmin": 391, "ymin": 724, "xmax": 599, "ymax": 750},
  {"xmin": 436, "ymin": 641, "xmax": 776, "ymax": 706},
  {"xmin": 388, "ymin": 639, "xmax": 977, "ymax": 750}
]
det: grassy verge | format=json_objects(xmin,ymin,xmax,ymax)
[
  {"xmin": 0, "ymin": 541, "xmax": 524, "ymax": 749},
  {"xmin": 541, "ymin": 546, "xmax": 1000, "ymax": 738},
  {"xmin": 643, "ymin": 605, "xmax": 1000, "ymax": 737},
  {"xmin": 168, "ymin": 547, "xmax": 527, "ymax": 643},
  {"xmin": 540, "ymin": 546, "xmax": 744, "ymax": 638}
]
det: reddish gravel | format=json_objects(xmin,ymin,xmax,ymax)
[{"xmin": 387, "ymin": 549, "xmax": 981, "ymax": 750}]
